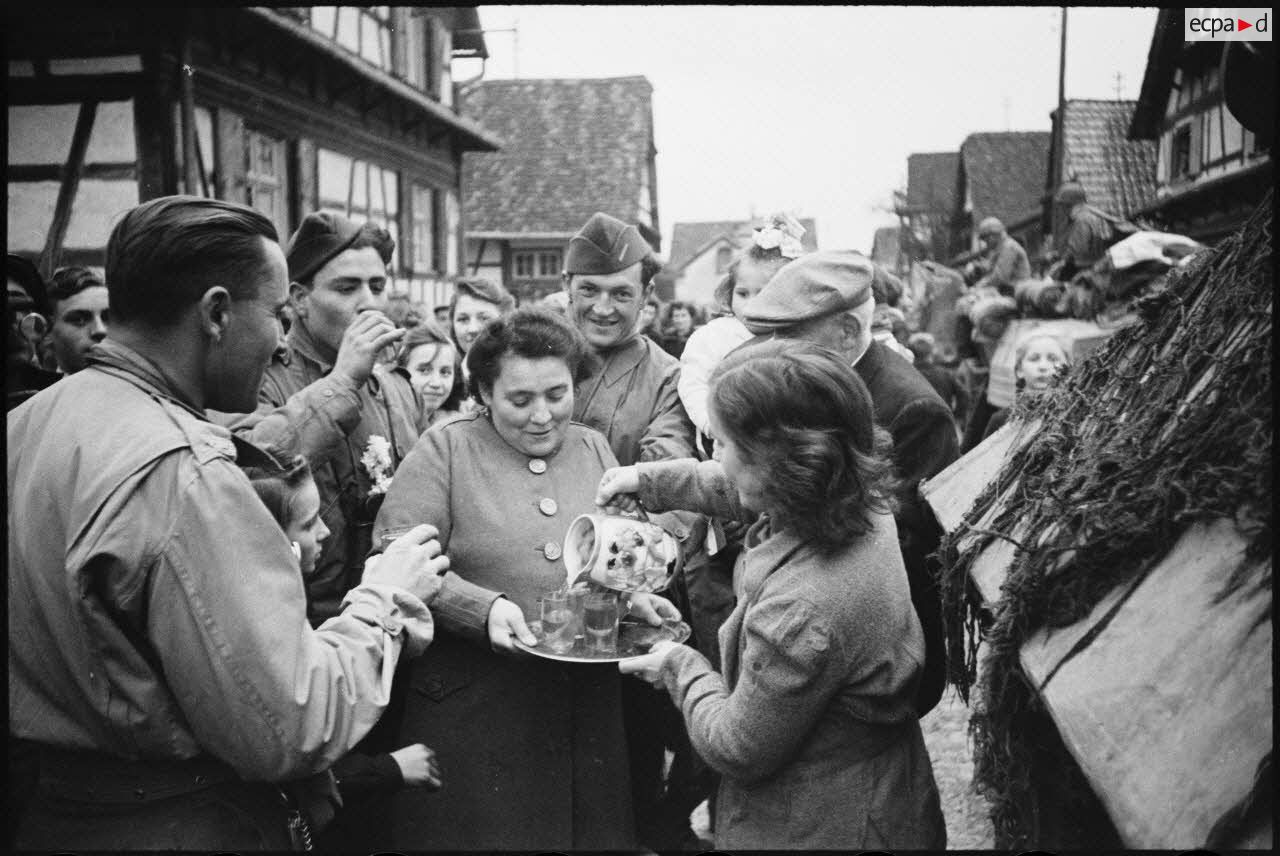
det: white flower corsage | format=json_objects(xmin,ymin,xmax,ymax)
[
  {"xmin": 361, "ymin": 434, "xmax": 395, "ymax": 496},
  {"xmin": 753, "ymin": 211, "xmax": 807, "ymax": 259}
]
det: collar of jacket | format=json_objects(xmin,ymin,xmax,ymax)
[
  {"xmin": 594, "ymin": 334, "xmax": 651, "ymax": 388},
  {"xmin": 85, "ymin": 339, "xmax": 208, "ymax": 421},
  {"xmin": 286, "ymin": 319, "xmax": 335, "ymax": 374}
]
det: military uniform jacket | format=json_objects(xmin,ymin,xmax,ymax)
[
  {"xmin": 214, "ymin": 322, "xmax": 424, "ymax": 624},
  {"xmin": 574, "ymin": 333, "xmax": 698, "ymax": 467},
  {"xmin": 7, "ymin": 340, "xmax": 433, "ymax": 780}
]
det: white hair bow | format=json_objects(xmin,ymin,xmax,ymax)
[{"xmin": 753, "ymin": 211, "xmax": 806, "ymax": 259}]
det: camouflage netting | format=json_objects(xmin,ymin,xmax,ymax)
[{"xmin": 937, "ymin": 192, "xmax": 1273, "ymax": 848}]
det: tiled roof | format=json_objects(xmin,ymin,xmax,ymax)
[
  {"xmin": 870, "ymin": 226, "xmax": 900, "ymax": 265},
  {"xmin": 960, "ymin": 131, "xmax": 1052, "ymax": 224},
  {"xmin": 905, "ymin": 152, "xmax": 960, "ymax": 214},
  {"xmin": 458, "ymin": 76, "xmax": 655, "ymax": 238},
  {"xmin": 1057, "ymin": 100, "xmax": 1158, "ymax": 218},
  {"xmin": 667, "ymin": 217, "xmax": 819, "ymax": 271}
]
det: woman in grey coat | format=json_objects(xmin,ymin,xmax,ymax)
[{"xmin": 603, "ymin": 339, "xmax": 947, "ymax": 850}]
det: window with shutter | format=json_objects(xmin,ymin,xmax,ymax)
[{"xmin": 245, "ymin": 128, "xmax": 289, "ymax": 242}]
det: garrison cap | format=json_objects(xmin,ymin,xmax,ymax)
[
  {"xmin": 741, "ymin": 250, "xmax": 875, "ymax": 335},
  {"xmin": 287, "ymin": 211, "xmax": 364, "ymax": 284},
  {"xmin": 564, "ymin": 212, "xmax": 652, "ymax": 275}
]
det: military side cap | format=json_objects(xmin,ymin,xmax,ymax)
[
  {"xmin": 287, "ymin": 211, "xmax": 364, "ymax": 283},
  {"xmin": 564, "ymin": 212, "xmax": 652, "ymax": 275},
  {"xmin": 741, "ymin": 250, "xmax": 875, "ymax": 334}
]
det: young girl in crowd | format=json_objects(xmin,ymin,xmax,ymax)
[
  {"xmin": 982, "ymin": 331, "xmax": 1071, "ymax": 439},
  {"xmin": 239, "ymin": 452, "xmax": 443, "ymax": 849},
  {"xmin": 678, "ymin": 212, "xmax": 808, "ymax": 455},
  {"xmin": 397, "ymin": 320, "xmax": 468, "ymax": 426},
  {"xmin": 600, "ymin": 340, "xmax": 946, "ymax": 850}
]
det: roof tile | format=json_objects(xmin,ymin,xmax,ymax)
[
  {"xmin": 1059, "ymin": 100, "xmax": 1158, "ymax": 217},
  {"xmin": 960, "ymin": 131, "xmax": 1052, "ymax": 224},
  {"xmin": 458, "ymin": 76, "xmax": 655, "ymax": 237},
  {"xmin": 906, "ymin": 152, "xmax": 960, "ymax": 214}
]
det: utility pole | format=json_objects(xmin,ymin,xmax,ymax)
[
  {"xmin": 1055, "ymin": 7, "xmax": 1068, "ymax": 190},
  {"xmin": 1113, "ymin": 72, "xmax": 1124, "ymax": 101}
]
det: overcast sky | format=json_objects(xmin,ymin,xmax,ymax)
[{"xmin": 472, "ymin": 5, "xmax": 1160, "ymax": 254}]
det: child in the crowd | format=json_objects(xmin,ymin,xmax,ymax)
[
  {"xmin": 600, "ymin": 340, "xmax": 946, "ymax": 850},
  {"xmin": 239, "ymin": 452, "xmax": 442, "ymax": 849},
  {"xmin": 983, "ymin": 331, "xmax": 1071, "ymax": 439},
  {"xmin": 396, "ymin": 320, "xmax": 468, "ymax": 427},
  {"xmin": 678, "ymin": 212, "xmax": 808, "ymax": 455}
]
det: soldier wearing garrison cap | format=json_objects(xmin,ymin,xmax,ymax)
[
  {"xmin": 742, "ymin": 249, "xmax": 959, "ymax": 717},
  {"xmin": 212, "ymin": 210, "xmax": 426, "ymax": 626},
  {"xmin": 561, "ymin": 212, "xmax": 707, "ymax": 848}
]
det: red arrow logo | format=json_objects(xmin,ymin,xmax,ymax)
[{"xmin": 1239, "ymin": 18, "xmax": 1252, "ymax": 30}]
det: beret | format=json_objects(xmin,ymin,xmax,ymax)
[
  {"xmin": 741, "ymin": 250, "xmax": 875, "ymax": 334},
  {"xmin": 565, "ymin": 212, "xmax": 652, "ymax": 275},
  {"xmin": 286, "ymin": 211, "xmax": 364, "ymax": 283}
]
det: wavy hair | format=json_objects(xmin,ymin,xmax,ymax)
[
  {"xmin": 465, "ymin": 306, "xmax": 599, "ymax": 405},
  {"xmin": 709, "ymin": 339, "xmax": 898, "ymax": 551},
  {"xmin": 239, "ymin": 450, "xmax": 313, "ymax": 532}
]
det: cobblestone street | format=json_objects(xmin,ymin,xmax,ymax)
[{"xmin": 922, "ymin": 688, "xmax": 994, "ymax": 849}]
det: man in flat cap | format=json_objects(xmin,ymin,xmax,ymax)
[
  {"xmin": 213, "ymin": 210, "xmax": 423, "ymax": 626},
  {"xmin": 743, "ymin": 250, "xmax": 959, "ymax": 717},
  {"xmin": 8, "ymin": 196, "xmax": 447, "ymax": 849},
  {"xmin": 562, "ymin": 212, "xmax": 708, "ymax": 848},
  {"xmin": 972, "ymin": 217, "xmax": 1031, "ymax": 297}
]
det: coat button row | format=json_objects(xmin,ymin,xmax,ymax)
[
  {"xmin": 528, "ymin": 458, "xmax": 547, "ymax": 474},
  {"xmin": 539, "ymin": 498, "xmax": 558, "ymax": 516},
  {"xmin": 542, "ymin": 542, "xmax": 562, "ymax": 561}
]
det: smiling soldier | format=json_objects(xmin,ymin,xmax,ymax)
[{"xmin": 562, "ymin": 212, "xmax": 709, "ymax": 848}]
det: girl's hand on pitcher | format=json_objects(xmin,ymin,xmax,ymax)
[{"xmin": 595, "ymin": 466, "xmax": 641, "ymax": 514}]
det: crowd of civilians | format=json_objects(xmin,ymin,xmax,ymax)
[{"xmin": 12, "ymin": 194, "xmax": 1096, "ymax": 852}]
